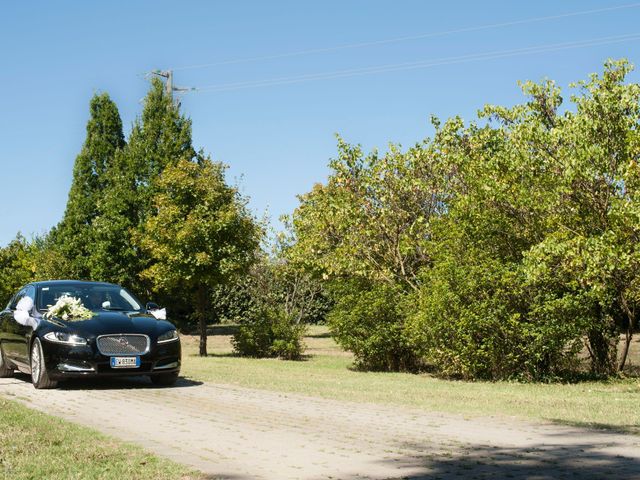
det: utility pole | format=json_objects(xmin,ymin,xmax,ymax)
[
  {"xmin": 151, "ymin": 70, "xmax": 174, "ymax": 99},
  {"xmin": 150, "ymin": 70, "xmax": 195, "ymax": 106}
]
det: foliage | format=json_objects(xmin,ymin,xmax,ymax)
[
  {"xmin": 416, "ymin": 60, "xmax": 640, "ymax": 378},
  {"xmin": 210, "ymin": 278, "xmax": 256, "ymax": 325},
  {"xmin": 29, "ymin": 233, "xmax": 73, "ymax": 282},
  {"xmin": 137, "ymin": 157, "xmax": 261, "ymax": 356},
  {"xmin": 0, "ymin": 233, "xmax": 73, "ymax": 307},
  {"xmin": 288, "ymin": 136, "xmax": 449, "ymax": 371},
  {"xmin": 409, "ymin": 246, "xmax": 586, "ymax": 380},
  {"xmin": 53, "ymin": 93, "xmax": 125, "ymax": 280},
  {"xmin": 228, "ymin": 255, "xmax": 315, "ymax": 360},
  {"xmin": 521, "ymin": 60, "xmax": 640, "ymax": 374},
  {"xmin": 227, "ymin": 229, "xmax": 333, "ymax": 360},
  {"xmin": 0, "ymin": 234, "xmax": 33, "ymax": 306},
  {"xmin": 91, "ymin": 79, "xmax": 196, "ymax": 293},
  {"xmin": 289, "ymin": 136, "xmax": 449, "ymax": 290},
  {"xmin": 291, "ymin": 59, "xmax": 640, "ymax": 379},
  {"xmin": 328, "ymin": 281, "xmax": 418, "ymax": 371},
  {"xmin": 232, "ymin": 307, "xmax": 307, "ymax": 360}
]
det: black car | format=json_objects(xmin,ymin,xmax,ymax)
[{"xmin": 0, "ymin": 280, "xmax": 181, "ymax": 389}]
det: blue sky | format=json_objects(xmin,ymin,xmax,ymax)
[{"xmin": 2, "ymin": 1, "xmax": 640, "ymax": 246}]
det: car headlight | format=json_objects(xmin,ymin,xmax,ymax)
[
  {"xmin": 44, "ymin": 332, "xmax": 88, "ymax": 345},
  {"xmin": 157, "ymin": 329, "xmax": 179, "ymax": 344}
]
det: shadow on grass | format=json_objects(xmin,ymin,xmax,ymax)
[
  {"xmin": 548, "ymin": 417, "xmax": 639, "ymax": 436},
  {"xmin": 306, "ymin": 331, "xmax": 333, "ymax": 339},
  {"xmin": 194, "ymin": 351, "xmax": 313, "ymax": 362},
  {"xmin": 179, "ymin": 324, "xmax": 240, "ymax": 336},
  {"xmin": 189, "ymin": 352, "xmax": 238, "ymax": 359},
  {"xmin": 12, "ymin": 372, "xmax": 202, "ymax": 390},
  {"xmin": 207, "ymin": 324, "xmax": 240, "ymax": 336}
]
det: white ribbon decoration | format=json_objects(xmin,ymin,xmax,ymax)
[
  {"xmin": 150, "ymin": 308, "xmax": 167, "ymax": 320},
  {"xmin": 14, "ymin": 296, "xmax": 39, "ymax": 329}
]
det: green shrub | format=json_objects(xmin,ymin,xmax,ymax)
[
  {"xmin": 408, "ymin": 250, "xmax": 587, "ymax": 381},
  {"xmin": 328, "ymin": 281, "xmax": 419, "ymax": 372},
  {"xmin": 232, "ymin": 307, "xmax": 306, "ymax": 360}
]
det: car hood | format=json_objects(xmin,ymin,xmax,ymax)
[{"xmin": 48, "ymin": 311, "xmax": 173, "ymax": 337}]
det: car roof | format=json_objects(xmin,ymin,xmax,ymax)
[{"xmin": 29, "ymin": 280, "xmax": 120, "ymax": 288}]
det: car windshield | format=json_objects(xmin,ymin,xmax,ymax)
[{"xmin": 37, "ymin": 284, "xmax": 143, "ymax": 313}]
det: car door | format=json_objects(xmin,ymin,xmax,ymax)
[
  {"xmin": 0, "ymin": 288, "xmax": 27, "ymax": 365},
  {"xmin": 15, "ymin": 285, "xmax": 37, "ymax": 366},
  {"xmin": 0, "ymin": 292, "xmax": 18, "ymax": 363},
  {"xmin": 0, "ymin": 286, "xmax": 35, "ymax": 369}
]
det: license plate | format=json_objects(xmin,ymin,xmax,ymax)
[{"xmin": 110, "ymin": 356, "xmax": 140, "ymax": 368}]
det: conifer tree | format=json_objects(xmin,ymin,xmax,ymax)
[
  {"xmin": 126, "ymin": 78, "xmax": 196, "ymax": 215},
  {"xmin": 55, "ymin": 93, "xmax": 125, "ymax": 279},
  {"xmin": 91, "ymin": 79, "xmax": 197, "ymax": 291}
]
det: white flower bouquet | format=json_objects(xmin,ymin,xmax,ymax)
[{"xmin": 44, "ymin": 295, "xmax": 94, "ymax": 321}]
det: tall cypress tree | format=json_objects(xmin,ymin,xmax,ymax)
[
  {"xmin": 126, "ymin": 78, "xmax": 196, "ymax": 224},
  {"xmin": 91, "ymin": 78, "xmax": 197, "ymax": 292},
  {"xmin": 55, "ymin": 93, "xmax": 125, "ymax": 279}
]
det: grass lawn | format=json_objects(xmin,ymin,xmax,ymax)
[
  {"xmin": 0, "ymin": 397, "xmax": 200, "ymax": 480},
  {"xmin": 181, "ymin": 325, "xmax": 640, "ymax": 434}
]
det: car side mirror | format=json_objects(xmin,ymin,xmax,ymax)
[
  {"xmin": 146, "ymin": 302, "xmax": 160, "ymax": 311},
  {"xmin": 146, "ymin": 303, "xmax": 167, "ymax": 320}
]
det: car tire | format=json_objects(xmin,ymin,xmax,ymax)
[
  {"xmin": 0, "ymin": 344, "xmax": 13, "ymax": 378},
  {"xmin": 150, "ymin": 371, "xmax": 179, "ymax": 386},
  {"xmin": 31, "ymin": 338, "xmax": 57, "ymax": 389}
]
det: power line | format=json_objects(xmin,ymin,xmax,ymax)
[
  {"xmin": 173, "ymin": 2, "xmax": 640, "ymax": 72},
  {"xmin": 189, "ymin": 33, "xmax": 640, "ymax": 93}
]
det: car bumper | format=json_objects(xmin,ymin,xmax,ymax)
[{"xmin": 42, "ymin": 339, "xmax": 181, "ymax": 380}]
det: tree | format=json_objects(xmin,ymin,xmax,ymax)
[
  {"xmin": 229, "ymin": 244, "xmax": 328, "ymax": 360},
  {"xmin": 406, "ymin": 81, "xmax": 575, "ymax": 379},
  {"xmin": 411, "ymin": 60, "xmax": 640, "ymax": 378},
  {"xmin": 288, "ymin": 136, "xmax": 450, "ymax": 370},
  {"xmin": 521, "ymin": 60, "xmax": 640, "ymax": 374},
  {"xmin": 289, "ymin": 60, "xmax": 640, "ymax": 379},
  {"xmin": 54, "ymin": 93, "xmax": 125, "ymax": 279},
  {"xmin": 91, "ymin": 78, "xmax": 196, "ymax": 292},
  {"xmin": 290, "ymin": 136, "xmax": 448, "ymax": 290},
  {"xmin": 137, "ymin": 158, "xmax": 260, "ymax": 356},
  {"xmin": 0, "ymin": 234, "xmax": 33, "ymax": 306}
]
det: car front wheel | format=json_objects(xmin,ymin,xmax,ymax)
[{"xmin": 31, "ymin": 338, "xmax": 57, "ymax": 389}]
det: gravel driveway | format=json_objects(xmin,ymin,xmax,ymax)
[{"xmin": 1, "ymin": 375, "xmax": 639, "ymax": 479}]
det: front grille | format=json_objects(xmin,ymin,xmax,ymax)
[{"xmin": 97, "ymin": 334, "xmax": 149, "ymax": 356}]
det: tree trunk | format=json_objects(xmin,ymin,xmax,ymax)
[
  {"xmin": 587, "ymin": 328, "xmax": 617, "ymax": 376},
  {"xmin": 197, "ymin": 285, "xmax": 208, "ymax": 357},
  {"xmin": 617, "ymin": 294, "xmax": 636, "ymax": 373},
  {"xmin": 619, "ymin": 329, "xmax": 633, "ymax": 372}
]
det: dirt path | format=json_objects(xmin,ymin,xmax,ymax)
[{"xmin": 1, "ymin": 375, "xmax": 639, "ymax": 480}]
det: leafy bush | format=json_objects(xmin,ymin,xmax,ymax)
[
  {"xmin": 0, "ymin": 235, "xmax": 33, "ymax": 306},
  {"xmin": 408, "ymin": 251, "xmax": 586, "ymax": 380},
  {"xmin": 232, "ymin": 307, "xmax": 306, "ymax": 360},
  {"xmin": 328, "ymin": 282, "xmax": 420, "ymax": 371}
]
